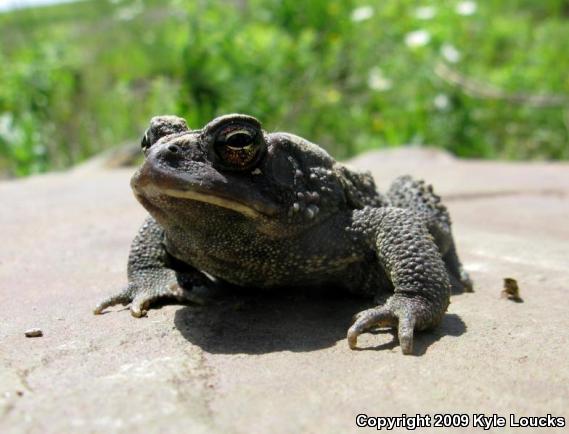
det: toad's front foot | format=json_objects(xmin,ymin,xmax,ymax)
[
  {"xmin": 347, "ymin": 295, "xmax": 443, "ymax": 355},
  {"xmin": 93, "ymin": 271, "xmax": 206, "ymax": 317}
]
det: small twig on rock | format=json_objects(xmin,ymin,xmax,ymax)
[{"xmin": 24, "ymin": 328, "xmax": 43, "ymax": 338}]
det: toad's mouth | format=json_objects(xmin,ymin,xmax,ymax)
[
  {"xmin": 131, "ymin": 163, "xmax": 280, "ymax": 219},
  {"xmin": 137, "ymin": 186, "xmax": 268, "ymax": 218}
]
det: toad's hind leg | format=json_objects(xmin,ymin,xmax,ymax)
[{"xmin": 387, "ymin": 175, "xmax": 472, "ymax": 293}]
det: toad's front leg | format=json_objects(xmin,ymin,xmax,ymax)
[
  {"xmin": 94, "ymin": 217, "xmax": 210, "ymax": 317},
  {"xmin": 347, "ymin": 207, "xmax": 451, "ymax": 355}
]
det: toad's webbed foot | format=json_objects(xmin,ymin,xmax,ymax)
[
  {"xmin": 93, "ymin": 271, "xmax": 206, "ymax": 317},
  {"xmin": 347, "ymin": 295, "xmax": 438, "ymax": 355}
]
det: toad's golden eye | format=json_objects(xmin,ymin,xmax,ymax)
[
  {"xmin": 226, "ymin": 129, "xmax": 253, "ymax": 149},
  {"xmin": 214, "ymin": 126, "xmax": 262, "ymax": 169}
]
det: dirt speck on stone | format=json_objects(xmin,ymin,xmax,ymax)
[
  {"xmin": 24, "ymin": 328, "xmax": 43, "ymax": 338},
  {"xmin": 501, "ymin": 277, "xmax": 523, "ymax": 302}
]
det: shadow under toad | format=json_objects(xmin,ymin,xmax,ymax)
[{"xmin": 173, "ymin": 287, "xmax": 467, "ymax": 355}]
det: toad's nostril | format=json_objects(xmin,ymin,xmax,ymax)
[{"xmin": 167, "ymin": 144, "xmax": 180, "ymax": 154}]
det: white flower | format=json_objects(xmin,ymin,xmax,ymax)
[
  {"xmin": 441, "ymin": 43, "xmax": 461, "ymax": 63},
  {"xmin": 367, "ymin": 67, "xmax": 392, "ymax": 92},
  {"xmin": 415, "ymin": 6, "xmax": 436, "ymax": 20},
  {"xmin": 434, "ymin": 94, "xmax": 451, "ymax": 110},
  {"xmin": 0, "ymin": 113, "xmax": 21, "ymax": 142},
  {"xmin": 405, "ymin": 30, "xmax": 431, "ymax": 48},
  {"xmin": 0, "ymin": 113, "xmax": 12, "ymax": 135},
  {"xmin": 33, "ymin": 145, "xmax": 47, "ymax": 156},
  {"xmin": 456, "ymin": 1, "xmax": 477, "ymax": 16},
  {"xmin": 115, "ymin": 3, "xmax": 143, "ymax": 21},
  {"xmin": 351, "ymin": 6, "xmax": 374, "ymax": 22}
]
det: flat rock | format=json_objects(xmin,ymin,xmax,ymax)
[{"xmin": 1, "ymin": 148, "xmax": 568, "ymax": 433}]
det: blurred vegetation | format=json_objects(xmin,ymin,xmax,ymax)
[{"xmin": 1, "ymin": 0, "xmax": 569, "ymax": 177}]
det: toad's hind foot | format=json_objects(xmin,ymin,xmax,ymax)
[
  {"xmin": 460, "ymin": 268, "xmax": 474, "ymax": 292},
  {"xmin": 449, "ymin": 271, "xmax": 474, "ymax": 295}
]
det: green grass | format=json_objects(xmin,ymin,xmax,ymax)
[{"xmin": 1, "ymin": 0, "xmax": 569, "ymax": 176}]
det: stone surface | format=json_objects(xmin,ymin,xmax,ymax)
[{"xmin": 1, "ymin": 148, "xmax": 568, "ymax": 433}]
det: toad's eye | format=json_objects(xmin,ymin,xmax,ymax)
[{"xmin": 214, "ymin": 126, "xmax": 263, "ymax": 169}]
